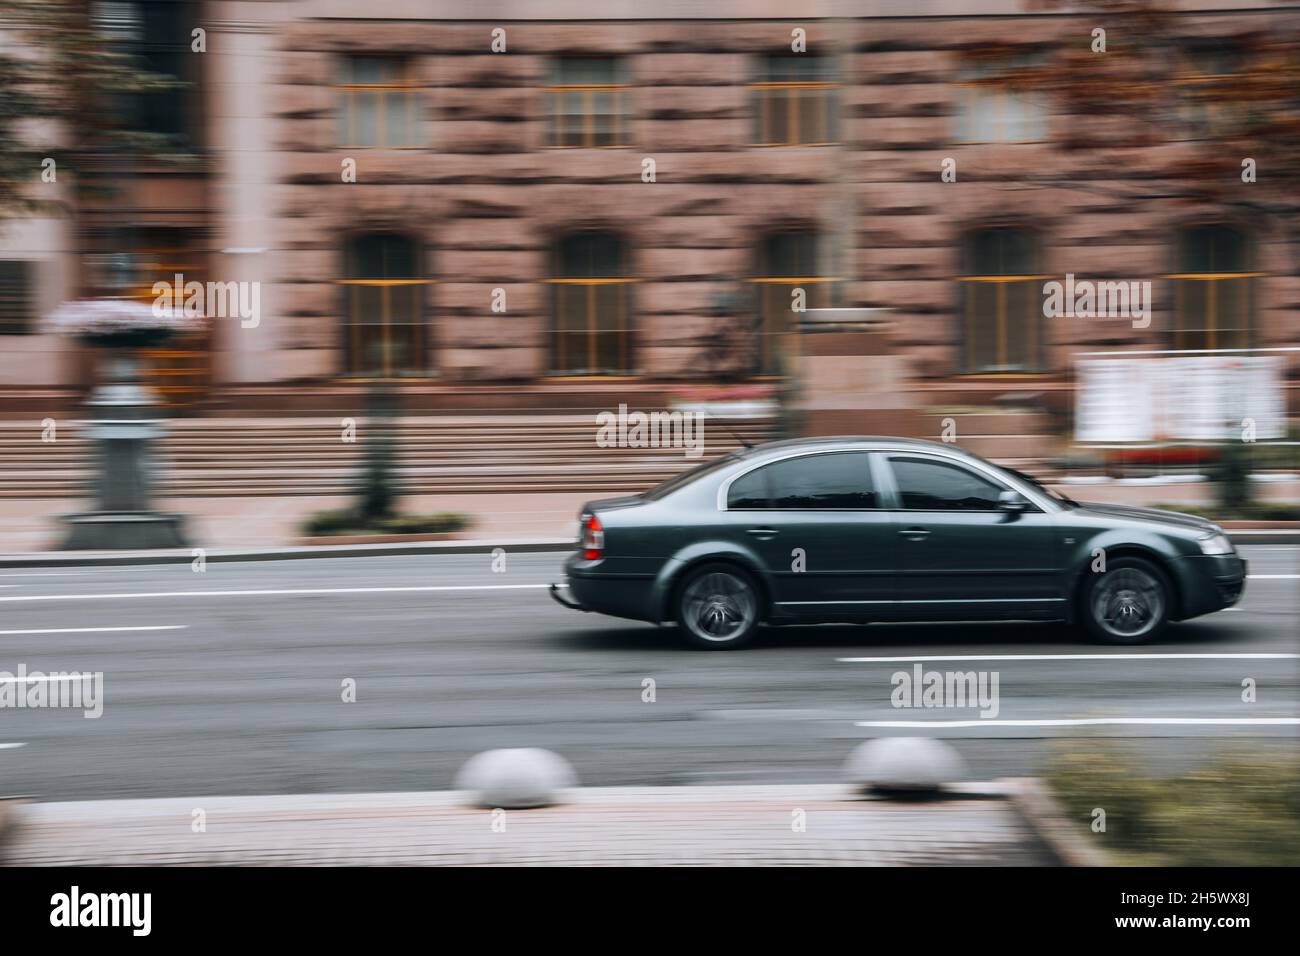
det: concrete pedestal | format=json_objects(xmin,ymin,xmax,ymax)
[
  {"xmin": 794, "ymin": 310, "xmax": 923, "ymax": 437},
  {"xmin": 61, "ymin": 511, "xmax": 188, "ymax": 550},
  {"xmin": 59, "ymin": 354, "xmax": 189, "ymax": 551}
]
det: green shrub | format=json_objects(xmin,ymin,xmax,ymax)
[
  {"xmin": 1048, "ymin": 745, "xmax": 1300, "ymax": 866},
  {"xmin": 302, "ymin": 510, "xmax": 471, "ymax": 537}
]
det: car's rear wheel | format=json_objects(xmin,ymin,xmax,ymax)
[
  {"xmin": 676, "ymin": 563, "xmax": 762, "ymax": 650},
  {"xmin": 1082, "ymin": 557, "xmax": 1171, "ymax": 644}
]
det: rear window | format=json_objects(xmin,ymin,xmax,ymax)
[{"xmin": 641, "ymin": 455, "xmax": 738, "ymax": 501}]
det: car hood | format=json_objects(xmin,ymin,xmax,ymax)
[{"xmin": 1071, "ymin": 501, "xmax": 1219, "ymax": 534}]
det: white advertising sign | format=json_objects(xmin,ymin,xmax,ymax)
[{"xmin": 1075, "ymin": 355, "xmax": 1285, "ymax": 442}]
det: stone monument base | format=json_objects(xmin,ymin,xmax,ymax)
[
  {"xmin": 61, "ymin": 512, "xmax": 188, "ymax": 551},
  {"xmin": 795, "ymin": 309, "xmax": 922, "ymax": 439}
]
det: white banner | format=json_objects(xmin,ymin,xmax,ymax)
[{"xmin": 1076, "ymin": 355, "xmax": 1285, "ymax": 442}]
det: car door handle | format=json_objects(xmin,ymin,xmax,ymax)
[
  {"xmin": 898, "ymin": 527, "xmax": 931, "ymax": 540},
  {"xmin": 746, "ymin": 527, "xmax": 779, "ymax": 540}
]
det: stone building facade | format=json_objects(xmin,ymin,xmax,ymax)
[{"xmin": 1, "ymin": 0, "xmax": 1296, "ymax": 430}]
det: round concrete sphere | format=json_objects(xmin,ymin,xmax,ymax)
[
  {"xmin": 843, "ymin": 737, "xmax": 966, "ymax": 793},
  {"xmin": 454, "ymin": 748, "xmax": 579, "ymax": 809}
]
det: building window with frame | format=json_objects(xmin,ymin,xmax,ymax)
[
  {"xmin": 548, "ymin": 232, "xmax": 635, "ymax": 375},
  {"xmin": 954, "ymin": 54, "xmax": 1049, "ymax": 144},
  {"xmin": 546, "ymin": 57, "xmax": 630, "ymax": 148},
  {"xmin": 1170, "ymin": 225, "xmax": 1255, "ymax": 351},
  {"xmin": 753, "ymin": 55, "xmax": 838, "ymax": 146},
  {"xmin": 959, "ymin": 228, "xmax": 1045, "ymax": 373},
  {"xmin": 1171, "ymin": 42, "xmax": 1247, "ymax": 141},
  {"xmin": 97, "ymin": 0, "xmax": 200, "ymax": 148},
  {"xmin": 336, "ymin": 56, "xmax": 419, "ymax": 148},
  {"xmin": 0, "ymin": 261, "xmax": 34, "ymax": 334},
  {"xmin": 127, "ymin": 235, "xmax": 211, "ymax": 408},
  {"xmin": 340, "ymin": 234, "xmax": 431, "ymax": 376},
  {"xmin": 752, "ymin": 230, "xmax": 836, "ymax": 375}
]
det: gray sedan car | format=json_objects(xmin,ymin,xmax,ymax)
[{"xmin": 550, "ymin": 437, "xmax": 1247, "ymax": 649}]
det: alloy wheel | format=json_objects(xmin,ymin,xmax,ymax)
[
  {"xmin": 681, "ymin": 570, "xmax": 757, "ymax": 644},
  {"xmin": 1091, "ymin": 566, "xmax": 1165, "ymax": 640}
]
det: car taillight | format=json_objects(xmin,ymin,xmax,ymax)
[{"xmin": 581, "ymin": 512, "xmax": 604, "ymax": 561}]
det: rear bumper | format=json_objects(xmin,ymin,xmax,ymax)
[
  {"xmin": 1175, "ymin": 554, "xmax": 1248, "ymax": 619},
  {"xmin": 548, "ymin": 582, "xmax": 588, "ymax": 612},
  {"xmin": 558, "ymin": 552, "xmax": 659, "ymax": 623}
]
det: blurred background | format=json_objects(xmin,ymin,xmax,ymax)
[
  {"xmin": 0, "ymin": 0, "xmax": 1296, "ymax": 548},
  {"xmin": 0, "ymin": 1, "xmax": 1295, "ymax": 868}
]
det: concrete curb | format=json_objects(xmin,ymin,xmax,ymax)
[
  {"xmin": 0, "ymin": 781, "xmax": 1054, "ymax": 866},
  {"xmin": 0, "ymin": 529, "xmax": 1290, "ymax": 569},
  {"xmin": 0, "ymin": 537, "xmax": 575, "ymax": 568},
  {"xmin": 0, "ymin": 799, "xmax": 24, "ymax": 865},
  {"xmin": 1004, "ymin": 777, "xmax": 1108, "ymax": 867},
  {"xmin": 1223, "ymin": 529, "xmax": 1300, "ymax": 544}
]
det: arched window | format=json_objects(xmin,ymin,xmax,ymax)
[
  {"xmin": 549, "ymin": 232, "xmax": 634, "ymax": 375},
  {"xmin": 753, "ymin": 230, "xmax": 834, "ymax": 375},
  {"xmin": 340, "ymin": 234, "xmax": 429, "ymax": 376},
  {"xmin": 1171, "ymin": 225, "xmax": 1253, "ymax": 350},
  {"xmin": 958, "ymin": 228, "xmax": 1043, "ymax": 372}
]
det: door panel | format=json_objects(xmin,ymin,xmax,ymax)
[
  {"xmin": 884, "ymin": 455, "xmax": 1062, "ymax": 616},
  {"xmin": 720, "ymin": 451, "xmax": 896, "ymax": 615}
]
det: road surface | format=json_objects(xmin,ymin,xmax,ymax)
[{"xmin": 0, "ymin": 546, "xmax": 1295, "ymax": 801}]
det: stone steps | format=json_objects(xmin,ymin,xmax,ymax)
[{"xmin": 0, "ymin": 412, "xmax": 1060, "ymax": 498}]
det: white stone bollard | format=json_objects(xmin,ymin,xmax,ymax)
[
  {"xmin": 843, "ymin": 737, "xmax": 966, "ymax": 794},
  {"xmin": 454, "ymin": 748, "xmax": 579, "ymax": 809}
]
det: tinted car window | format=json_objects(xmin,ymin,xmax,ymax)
[
  {"xmin": 642, "ymin": 454, "xmax": 738, "ymax": 501},
  {"xmin": 890, "ymin": 457, "xmax": 1005, "ymax": 511},
  {"xmin": 728, "ymin": 452, "xmax": 878, "ymax": 510}
]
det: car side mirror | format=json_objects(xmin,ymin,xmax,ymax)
[{"xmin": 998, "ymin": 490, "xmax": 1029, "ymax": 514}]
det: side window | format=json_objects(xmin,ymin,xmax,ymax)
[
  {"xmin": 727, "ymin": 452, "xmax": 877, "ymax": 510},
  {"xmin": 726, "ymin": 466, "xmax": 770, "ymax": 510},
  {"xmin": 889, "ymin": 457, "xmax": 1005, "ymax": 511}
]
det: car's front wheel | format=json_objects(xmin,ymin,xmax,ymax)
[
  {"xmin": 676, "ymin": 563, "xmax": 762, "ymax": 650},
  {"xmin": 1082, "ymin": 557, "xmax": 1171, "ymax": 644}
]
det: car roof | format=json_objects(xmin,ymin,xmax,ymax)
[{"xmin": 735, "ymin": 436, "xmax": 971, "ymax": 459}]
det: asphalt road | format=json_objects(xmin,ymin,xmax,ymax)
[{"xmin": 0, "ymin": 546, "xmax": 1296, "ymax": 801}]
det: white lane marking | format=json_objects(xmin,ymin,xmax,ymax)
[
  {"xmin": 0, "ymin": 743, "xmax": 25, "ymax": 750},
  {"xmin": 0, "ymin": 584, "xmax": 551, "ymax": 603},
  {"xmin": 837, "ymin": 653, "xmax": 1299, "ymax": 663},
  {"xmin": 1249, "ymin": 574, "xmax": 1300, "ymax": 579},
  {"xmin": 854, "ymin": 717, "xmax": 1300, "ymax": 728},
  {"xmin": 0, "ymin": 625, "xmax": 188, "ymax": 635},
  {"xmin": 0, "ymin": 675, "xmax": 95, "ymax": 684},
  {"xmin": 0, "ymin": 569, "xmax": 137, "ymax": 577}
]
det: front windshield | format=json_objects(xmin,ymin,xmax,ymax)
[
  {"xmin": 641, "ymin": 454, "xmax": 738, "ymax": 501},
  {"xmin": 995, "ymin": 464, "xmax": 1079, "ymax": 508}
]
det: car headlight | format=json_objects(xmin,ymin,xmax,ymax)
[{"xmin": 1198, "ymin": 532, "xmax": 1235, "ymax": 555}]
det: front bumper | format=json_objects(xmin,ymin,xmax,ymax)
[{"xmin": 1176, "ymin": 554, "xmax": 1248, "ymax": 619}]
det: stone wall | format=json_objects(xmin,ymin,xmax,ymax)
[{"xmin": 251, "ymin": 4, "xmax": 1298, "ymax": 399}]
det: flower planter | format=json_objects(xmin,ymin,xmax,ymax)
[{"xmin": 294, "ymin": 531, "xmax": 468, "ymax": 546}]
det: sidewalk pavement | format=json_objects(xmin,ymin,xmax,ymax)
[
  {"xmin": 0, "ymin": 492, "xmax": 593, "ymax": 554},
  {"xmin": 1, "ymin": 481, "xmax": 1296, "ymax": 559},
  {"xmin": 0, "ymin": 784, "xmax": 1060, "ymax": 866}
]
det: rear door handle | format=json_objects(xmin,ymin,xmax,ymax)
[
  {"xmin": 898, "ymin": 527, "xmax": 931, "ymax": 540},
  {"xmin": 746, "ymin": 527, "xmax": 779, "ymax": 540}
]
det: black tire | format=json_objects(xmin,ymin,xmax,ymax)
[
  {"xmin": 1080, "ymin": 555, "xmax": 1172, "ymax": 645},
  {"xmin": 674, "ymin": 562, "xmax": 763, "ymax": 650}
]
